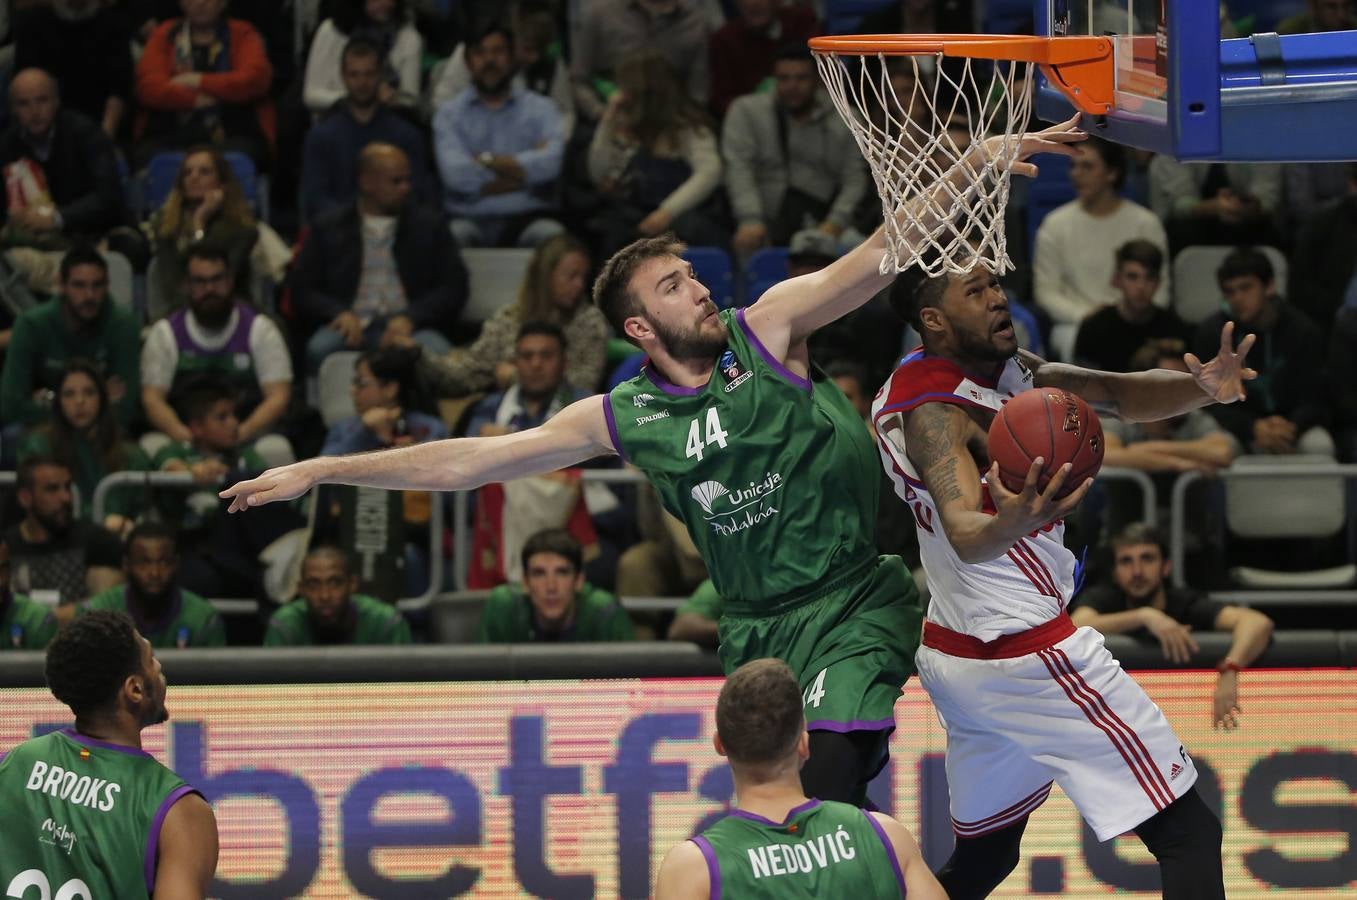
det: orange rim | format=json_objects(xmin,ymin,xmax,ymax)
[{"xmin": 809, "ymin": 34, "xmax": 1116, "ymax": 115}]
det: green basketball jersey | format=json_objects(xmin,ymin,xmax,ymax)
[
  {"xmin": 606, "ymin": 309, "xmax": 880, "ymax": 612},
  {"xmin": 264, "ymin": 594, "xmax": 413, "ymax": 646},
  {"xmin": 79, "ymin": 587, "xmax": 226, "ymax": 649},
  {"xmin": 0, "ymin": 729, "xmax": 198, "ymax": 899},
  {"xmin": 693, "ymin": 798, "xmax": 905, "ymax": 899}
]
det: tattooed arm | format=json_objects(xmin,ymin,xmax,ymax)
[{"xmin": 901, "ymin": 402, "xmax": 1090, "ymax": 563}]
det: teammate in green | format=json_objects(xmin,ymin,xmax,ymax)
[
  {"xmin": 0, "ymin": 609, "xmax": 218, "ymax": 898},
  {"xmin": 220, "ymin": 115, "xmax": 1085, "ymax": 804},
  {"xmin": 0, "ymin": 533, "xmax": 57, "ymax": 649},
  {"xmin": 655, "ymin": 658, "xmax": 944, "ymax": 899},
  {"xmin": 264, "ymin": 546, "xmax": 412, "ymax": 646}
]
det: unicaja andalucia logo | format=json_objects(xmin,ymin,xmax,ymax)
[{"xmin": 690, "ymin": 472, "xmax": 784, "ymax": 535}]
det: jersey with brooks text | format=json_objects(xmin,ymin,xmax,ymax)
[{"xmin": 872, "ymin": 350, "xmax": 1076, "ymax": 642}]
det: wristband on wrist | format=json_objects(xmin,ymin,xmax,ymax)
[{"xmin": 1217, "ymin": 659, "xmax": 1242, "ymax": 674}]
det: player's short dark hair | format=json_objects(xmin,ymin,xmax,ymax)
[
  {"xmin": 517, "ymin": 320, "xmax": 567, "ymax": 350},
  {"xmin": 185, "ymin": 243, "xmax": 231, "ymax": 271},
  {"xmin": 1084, "ymin": 137, "xmax": 1127, "ymax": 190},
  {"xmin": 716, "ymin": 658, "xmax": 804, "ymax": 766},
  {"xmin": 341, "ymin": 36, "xmax": 384, "ymax": 67},
  {"xmin": 1114, "ymin": 239, "xmax": 1163, "ymax": 277},
  {"xmin": 593, "ymin": 234, "xmax": 687, "ymax": 344},
  {"xmin": 892, "ymin": 269, "xmax": 950, "ymax": 337},
  {"xmin": 175, "ymin": 374, "xmax": 237, "ymax": 424},
  {"xmin": 46, "ymin": 609, "xmax": 145, "ymax": 718},
  {"xmin": 305, "ymin": 544, "xmax": 355, "ymax": 575},
  {"xmin": 520, "ymin": 528, "xmax": 582, "ymax": 576},
  {"xmin": 774, "ymin": 43, "xmax": 814, "ymax": 66},
  {"xmin": 1110, "ymin": 522, "xmax": 1169, "ymax": 557},
  {"xmin": 59, "ymin": 245, "xmax": 107, "ymax": 283},
  {"xmin": 16, "ymin": 455, "xmax": 70, "ymax": 491},
  {"xmin": 1216, "ymin": 247, "xmax": 1274, "ymax": 287},
  {"xmin": 125, "ymin": 520, "xmax": 178, "ymax": 558}
]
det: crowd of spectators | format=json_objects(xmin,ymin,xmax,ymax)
[{"xmin": 0, "ymin": 0, "xmax": 1354, "ymax": 650}]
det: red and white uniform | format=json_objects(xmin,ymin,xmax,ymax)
[{"xmin": 874, "ymin": 349, "xmax": 1197, "ymax": 842}]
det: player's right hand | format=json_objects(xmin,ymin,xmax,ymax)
[
  {"xmin": 1141, "ymin": 608, "xmax": 1199, "ymax": 664},
  {"xmin": 987, "ymin": 457, "xmax": 1092, "ymax": 536},
  {"xmin": 219, "ymin": 460, "xmax": 320, "ymax": 513}
]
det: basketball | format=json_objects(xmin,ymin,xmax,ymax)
[{"xmin": 986, "ymin": 388, "xmax": 1104, "ymax": 497}]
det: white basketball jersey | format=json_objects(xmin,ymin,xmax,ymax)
[{"xmin": 872, "ymin": 349, "xmax": 1077, "ymax": 642}]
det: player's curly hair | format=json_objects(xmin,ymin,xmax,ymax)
[
  {"xmin": 45, "ymin": 610, "xmax": 144, "ymax": 718},
  {"xmin": 716, "ymin": 658, "xmax": 804, "ymax": 767},
  {"xmin": 592, "ymin": 234, "xmax": 687, "ymax": 344}
]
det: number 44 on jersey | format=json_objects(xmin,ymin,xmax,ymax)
[{"xmin": 685, "ymin": 409, "xmax": 730, "ymax": 461}]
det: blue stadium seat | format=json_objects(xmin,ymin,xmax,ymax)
[
  {"xmin": 824, "ymin": 0, "xmax": 895, "ymax": 34},
  {"xmin": 1024, "ymin": 153, "xmax": 1075, "ymax": 260},
  {"xmin": 744, "ymin": 247, "xmax": 789, "ymax": 292},
  {"xmin": 682, "ymin": 246, "xmax": 737, "ymax": 309}
]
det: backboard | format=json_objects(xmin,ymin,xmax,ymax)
[{"xmin": 1036, "ymin": 0, "xmax": 1357, "ymax": 161}]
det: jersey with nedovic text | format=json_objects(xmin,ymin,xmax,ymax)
[
  {"xmin": 693, "ymin": 799, "xmax": 905, "ymax": 898},
  {"xmin": 605, "ymin": 308, "xmax": 879, "ymax": 609},
  {"xmin": 0, "ymin": 729, "xmax": 198, "ymax": 898}
]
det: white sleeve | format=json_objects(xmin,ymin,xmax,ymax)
[
  {"xmin": 431, "ymin": 44, "xmax": 471, "ymax": 111},
  {"xmin": 393, "ymin": 25, "xmax": 424, "ymax": 103},
  {"xmin": 140, "ymin": 321, "xmax": 179, "ymax": 390},
  {"xmin": 302, "ymin": 21, "xmax": 346, "ymax": 114},
  {"xmin": 249, "ymin": 317, "xmax": 295, "ymax": 385}
]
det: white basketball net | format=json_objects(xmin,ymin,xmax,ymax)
[{"xmin": 814, "ymin": 51, "xmax": 1035, "ymax": 276}]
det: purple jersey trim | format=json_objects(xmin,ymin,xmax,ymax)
[
  {"xmin": 690, "ymin": 835, "xmax": 721, "ymax": 900},
  {"xmin": 144, "ymin": 785, "xmax": 200, "ymax": 895},
  {"xmin": 729, "ymin": 797, "xmax": 821, "ymax": 827},
  {"xmin": 601, "ymin": 392, "xmax": 627, "ymax": 461},
  {"xmin": 862, "ymin": 810, "xmax": 908, "ymax": 897},
  {"xmin": 735, "ymin": 308, "xmax": 812, "ymax": 393},
  {"xmin": 59, "ymin": 727, "xmax": 152, "ymax": 759},
  {"xmin": 805, "ymin": 717, "xmax": 897, "ymax": 734},
  {"xmin": 643, "ymin": 364, "xmax": 704, "ymax": 396}
]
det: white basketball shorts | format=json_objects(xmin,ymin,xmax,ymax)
[{"xmin": 916, "ymin": 613, "xmax": 1198, "ymax": 842}]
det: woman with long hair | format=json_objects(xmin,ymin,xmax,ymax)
[
  {"xmin": 303, "ymin": 0, "xmax": 423, "ymax": 114},
  {"xmin": 147, "ymin": 145, "xmax": 258, "ymax": 314},
  {"xmin": 415, "ymin": 233, "xmax": 609, "ymax": 397},
  {"xmin": 587, "ymin": 51, "xmax": 727, "ymax": 256},
  {"xmin": 18, "ymin": 360, "xmax": 150, "ymax": 535}
]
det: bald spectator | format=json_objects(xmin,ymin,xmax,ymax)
[
  {"xmin": 295, "ymin": 143, "xmax": 467, "ymax": 369},
  {"xmin": 134, "ymin": 0, "xmax": 274, "ymax": 167},
  {"xmin": 14, "ymin": 0, "xmax": 134, "ymax": 138},
  {"xmin": 300, "ymin": 37, "xmax": 434, "ymax": 222}
]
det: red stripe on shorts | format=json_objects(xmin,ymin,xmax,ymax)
[{"xmin": 952, "ymin": 782, "xmax": 1052, "ymax": 837}]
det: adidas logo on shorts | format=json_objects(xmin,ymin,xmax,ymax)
[{"xmin": 1169, "ymin": 763, "xmax": 1184, "ymax": 781}]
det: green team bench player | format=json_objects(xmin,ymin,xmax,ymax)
[
  {"xmin": 477, "ymin": 529, "xmax": 634, "ymax": 643},
  {"xmin": 265, "ymin": 546, "xmax": 412, "ymax": 646},
  {"xmin": 221, "ymin": 113, "xmax": 1085, "ymax": 807},
  {"xmin": 0, "ymin": 532, "xmax": 57, "ymax": 649}
]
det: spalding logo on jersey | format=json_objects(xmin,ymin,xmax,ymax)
[{"xmin": 719, "ymin": 350, "xmax": 752, "ymax": 393}]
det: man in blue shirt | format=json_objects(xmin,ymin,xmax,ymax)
[
  {"xmin": 433, "ymin": 24, "xmax": 565, "ymax": 248},
  {"xmin": 466, "ymin": 322, "xmax": 587, "ymax": 436}
]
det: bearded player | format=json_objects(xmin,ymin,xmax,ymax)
[
  {"xmin": 223, "ymin": 118, "xmax": 1087, "ymax": 810},
  {"xmin": 872, "ymin": 267, "xmax": 1254, "ymax": 898}
]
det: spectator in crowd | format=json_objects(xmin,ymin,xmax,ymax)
[
  {"xmin": 0, "ymin": 532, "xmax": 58, "ymax": 649},
  {"xmin": 1194, "ymin": 247, "xmax": 1332, "ymax": 455},
  {"xmin": 1073, "ymin": 240, "xmax": 1190, "ymax": 372},
  {"xmin": 13, "ymin": 0, "xmax": 135, "ymax": 138},
  {"xmin": 73, "ymin": 521, "xmax": 226, "ymax": 647},
  {"xmin": 1034, "ymin": 138, "xmax": 1168, "ymax": 356},
  {"xmin": 1, "ymin": 247, "xmax": 140, "ymax": 430},
  {"xmin": 17, "ymin": 361, "xmax": 150, "ymax": 535},
  {"xmin": 416, "ymin": 233, "xmax": 607, "ymax": 396},
  {"xmin": 1277, "ymin": 0, "xmax": 1354, "ymax": 33},
  {"xmin": 302, "ymin": 0, "xmax": 422, "ymax": 116},
  {"xmin": 466, "ymin": 322, "xmax": 589, "ymax": 437},
  {"xmin": 430, "ymin": 0, "xmax": 575, "ymax": 137},
  {"xmin": 588, "ymin": 51, "xmax": 726, "ymax": 256},
  {"xmin": 571, "ymin": 0, "xmax": 711, "ymax": 122},
  {"xmin": 666, "ymin": 577, "xmax": 719, "ymax": 648},
  {"xmin": 146, "ymin": 146, "xmax": 258, "ymax": 316},
  {"xmin": 1149, "ymin": 156, "xmax": 1281, "ymax": 251},
  {"xmin": 141, "ymin": 245, "xmax": 293, "ymax": 465},
  {"xmin": 300, "ymin": 37, "xmax": 434, "ymax": 222},
  {"xmin": 856, "ymin": 0, "xmax": 974, "ymax": 86},
  {"xmin": 0, "ymin": 69, "xmax": 129, "ymax": 293},
  {"xmin": 477, "ymin": 529, "xmax": 633, "ymax": 642},
  {"xmin": 4, "ymin": 456, "xmax": 123, "ymax": 607},
  {"xmin": 1280, "ymin": 162, "xmax": 1350, "ymax": 233},
  {"xmin": 825, "ymin": 359, "xmax": 872, "ymax": 422},
  {"xmin": 1331, "ymin": 299, "xmax": 1357, "ymax": 462},
  {"xmin": 134, "ymin": 0, "xmax": 274, "ymax": 167},
  {"xmin": 433, "ymin": 23, "xmax": 566, "ymax": 248},
  {"xmin": 1072, "ymin": 523, "xmax": 1274, "ymax": 729},
  {"xmin": 295, "ymin": 142, "xmax": 466, "ymax": 369},
  {"xmin": 1289, "ymin": 163, "xmax": 1357, "ymax": 328},
  {"xmin": 264, "ymin": 546, "xmax": 412, "ymax": 645},
  {"xmin": 723, "ymin": 45, "xmax": 865, "ymax": 255},
  {"xmin": 707, "ymin": 0, "xmax": 819, "ymax": 118},
  {"xmin": 323, "ymin": 346, "xmax": 448, "ymax": 454}
]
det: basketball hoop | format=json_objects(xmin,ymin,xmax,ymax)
[{"xmin": 809, "ymin": 35, "xmax": 1114, "ymax": 276}]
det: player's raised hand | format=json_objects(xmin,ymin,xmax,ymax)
[
  {"xmin": 987, "ymin": 457, "xmax": 1093, "ymax": 535},
  {"xmin": 219, "ymin": 460, "xmax": 322, "ymax": 513},
  {"xmin": 1184, "ymin": 320, "xmax": 1257, "ymax": 404},
  {"xmin": 1213, "ymin": 672, "xmax": 1241, "ymax": 731},
  {"xmin": 984, "ymin": 113, "xmax": 1088, "ymax": 178}
]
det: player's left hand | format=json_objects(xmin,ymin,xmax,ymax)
[
  {"xmin": 987, "ymin": 113, "xmax": 1088, "ymax": 178},
  {"xmin": 1213, "ymin": 671, "xmax": 1241, "ymax": 731},
  {"xmin": 1185, "ymin": 320, "xmax": 1257, "ymax": 404}
]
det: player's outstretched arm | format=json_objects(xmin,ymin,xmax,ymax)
[
  {"xmin": 744, "ymin": 115, "xmax": 1087, "ymax": 361},
  {"xmin": 868, "ymin": 812, "xmax": 947, "ymax": 899},
  {"xmin": 153, "ymin": 792, "xmax": 218, "ymax": 900},
  {"xmin": 899, "ymin": 401, "xmax": 1090, "ymax": 563},
  {"xmin": 1019, "ymin": 321, "xmax": 1257, "ymax": 423},
  {"xmin": 220, "ymin": 395, "xmax": 616, "ymax": 511},
  {"xmin": 653, "ymin": 840, "xmax": 710, "ymax": 900}
]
